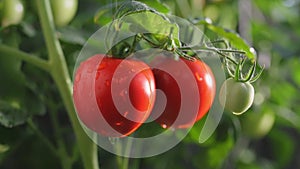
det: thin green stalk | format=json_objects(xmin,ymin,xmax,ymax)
[
  {"xmin": 122, "ymin": 139, "xmax": 133, "ymax": 169},
  {"xmin": 0, "ymin": 44, "xmax": 50, "ymax": 71},
  {"xmin": 27, "ymin": 119, "xmax": 58, "ymax": 157},
  {"xmin": 48, "ymin": 101, "xmax": 73, "ymax": 169},
  {"xmin": 34, "ymin": 0, "xmax": 99, "ymax": 169},
  {"xmin": 115, "ymin": 141, "xmax": 124, "ymax": 169},
  {"xmin": 130, "ymin": 159, "xmax": 141, "ymax": 169},
  {"xmin": 115, "ymin": 139, "xmax": 133, "ymax": 169},
  {"xmin": 28, "ymin": 117, "xmax": 72, "ymax": 169}
]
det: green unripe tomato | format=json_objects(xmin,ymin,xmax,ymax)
[
  {"xmin": 50, "ymin": 0, "xmax": 78, "ymax": 27},
  {"xmin": 241, "ymin": 109, "xmax": 275, "ymax": 139},
  {"xmin": 219, "ymin": 78, "xmax": 254, "ymax": 115},
  {"xmin": 0, "ymin": 0, "xmax": 24, "ymax": 27}
]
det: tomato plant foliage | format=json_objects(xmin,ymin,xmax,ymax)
[{"xmin": 0, "ymin": 0, "xmax": 299, "ymax": 169}]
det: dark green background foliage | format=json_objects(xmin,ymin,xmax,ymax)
[{"xmin": 0, "ymin": 0, "xmax": 300, "ymax": 169}]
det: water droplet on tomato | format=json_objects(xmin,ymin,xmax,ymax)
[
  {"xmin": 123, "ymin": 111, "xmax": 129, "ymax": 118},
  {"xmin": 115, "ymin": 122, "xmax": 123, "ymax": 126},
  {"xmin": 75, "ymin": 73, "xmax": 81, "ymax": 82},
  {"xmin": 161, "ymin": 124, "xmax": 168, "ymax": 129},
  {"xmin": 87, "ymin": 68, "xmax": 93, "ymax": 73},
  {"xmin": 105, "ymin": 80, "xmax": 110, "ymax": 86},
  {"xmin": 120, "ymin": 90, "xmax": 127, "ymax": 97},
  {"xmin": 195, "ymin": 72, "xmax": 202, "ymax": 81},
  {"xmin": 98, "ymin": 63, "xmax": 106, "ymax": 70}
]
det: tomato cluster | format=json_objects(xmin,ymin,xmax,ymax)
[{"xmin": 73, "ymin": 54, "xmax": 216, "ymax": 137}]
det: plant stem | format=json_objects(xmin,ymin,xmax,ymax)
[
  {"xmin": 34, "ymin": 0, "xmax": 99, "ymax": 169},
  {"xmin": 28, "ymin": 118, "xmax": 73, "ymax": 169},
  {"xmin": 0, "ymin": 44, "xmax": 50, "ymax": 71},
  {"xmin": 48, "ymin": 101, "xmax": 73, "ymax": 169},
  {"xmin": 122, "ymin": 140, "xmax": 133, "ymax": 169},
  {"xmin": 115, "ymin": 139, "xmax": 133, "ymax": 169},
  {"xmin": 27, "ymin": 119, "xmax": 58, "ymax": 157}
]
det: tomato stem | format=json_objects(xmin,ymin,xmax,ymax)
[
  {"xmin": 224, "ymin": 58, "xmax": 236, "ymax": 78},
  {"xmin": 180, "ymin": 46, "xmax": 239, "ymax": 65},
  {"xmin": 0, "ymin": 44, "xmax": 50, "ymax": 72},
  {"xmin": 207, "ymin": 39, "xmax": 229, "ymax": 48},
  {"xmin": 240, "ymin": 60, "xmax": 256, "ymax": 83},
  {"xmin": 27, "ymin": 119, "xmax": 59, "ymax": 157},
  {"xmin": 35, "ymin": 0, "xmax": 100, "ymax": 169},
  {"xmin": 249, "ymin": 65, "xmax": 265, "ymax": 83},
  {"xmin": 234, "ymin": 59, "xmax": 241, "ymax": 81},
  {"xmin": 114, "ymin": 138, "xmax": 133, "ymax": 169}
]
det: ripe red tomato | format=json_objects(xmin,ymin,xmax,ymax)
[
  {"xmin": 150, "ymin": 56, "xmax": 216, "ymax": 128},
  {"xmin": 73, "ymin": 54, "xmax": 156, "ymax": 137}
]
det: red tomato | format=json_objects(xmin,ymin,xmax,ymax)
[
  {"xmin": 73, "ymin": 54, "xmax": 156, "ymax": 137},
  {"xmin": 150, "ymin": 56, "xmax": 216, "ymax": 128}
]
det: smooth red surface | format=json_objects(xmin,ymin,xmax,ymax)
[
  {"xmin": 73, "ymin": 54, "xmax": 156, "ymax": 137},
  {"xmin": 151, "ymin": 56, "xmax": 216, "ymax": 128}
]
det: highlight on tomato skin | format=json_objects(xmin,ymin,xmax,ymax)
[
  {"xmin": 149, "ymin": 55, "xmax": 216, "ymax": 129},
  {"xmin": 73, "ymin": 54, "xmax": 156, "ymax": 137}
]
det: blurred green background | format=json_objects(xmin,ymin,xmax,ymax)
[{"xmin": 1, "ymin": 0, "xmax": 300, "ymax": 169}]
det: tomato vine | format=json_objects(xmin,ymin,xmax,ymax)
[
  {"xmin": 0, "ymin": 0, "xmax": 99, "ymax": 169},
  {"xmin": 0, "ymin": 0, "xmax": 266, "ymax": 169}
]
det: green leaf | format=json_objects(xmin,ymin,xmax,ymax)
[
  {"xmin": 94, "ymin": 1, "xmax": 169, "ymax": 28},
  {"xmin": 20, "ymin": 22, "xmax": 36, "ymax": 38},
  {"xmin": 290, "ymin": 58, "xmax": 300, "ymax": 86},
  {"xmin": 0, "ymin": 55, "xmax": 26, "ymax": 102},
  {"xmin": 122, "ymin": 11, "xmax": 178, "ymax": 38},
  {"xmin": 190, "ymin": 118, "xmax": 235, "ymax": 169},
  {"xmin": 269, "ymin": 129, "xmax": 295, "ymax": 168},
  {"xmin": 195, "ymin": 19, "xmax": 256, "ymax": 61},
  {"xmin": 94, "ymin": 7, "xmax": 113, "ymax": 26},
  {"xmin": 0, "ymin": 53, "xmax": 45, "ymax": 127},
  {"xmin": 0, "ymin": 100, "xmax": 28, "ymax": 128},
  {"xmin": 57, "ymin": 27, "xmax": 88, "ymax": 45},
  {"xmin": 0, "ymin": 144, "xmax": 9, "ymax": 153},
  {"xmin": 276, "ymin": 106, "xmax": 300, "ymax": 131},
  {"xmin": 271, "ymin": 82, "xmax": 297, "ymax": 107},
  {"xmin": 114, "ymin": 1, "xmax": 156, "ymax": 20},
  {"xmin": 105, "ymin": 9, "xmax": 180, "ymax": 58},
  {"xmin": 138, "ymin": 0, "xmax": 170, "ymax": 14}
]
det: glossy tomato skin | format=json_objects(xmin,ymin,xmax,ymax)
[
  {"xmin": 50, "ymin": 0, "xmax": 77, "ymax": 27},
  {"xmin": 219, "ymin": 78, "xmax": 254, "ymax": 115},
  {"xmin": 1, "ymin": 0, "xmax": 24, "ymax": 27},
  {"xmin": 73, "ymin": 54, "xmax": 156, "ymax": 137},
  {"xmin": 151, "ymin": 56, "xmax": 216, "ymax": 128}
]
